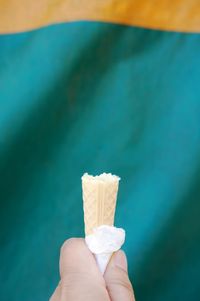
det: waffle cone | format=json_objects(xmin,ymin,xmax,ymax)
[{"xmin": 82, "ymin": 173, "xmax": 120, "ymax": 236}]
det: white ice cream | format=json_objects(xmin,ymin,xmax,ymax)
[{"xmin": 85, "ymin": 225, "xmax": 125, "ymax": 274}]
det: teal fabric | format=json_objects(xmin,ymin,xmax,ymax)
[{"xmin": 0, "ymin": 22, "xmax": 200, "ymax": 301}]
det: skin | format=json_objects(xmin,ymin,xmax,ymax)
[{"xmin": 50, "ymin": 238, "xmax": 135, "ymax": 301}]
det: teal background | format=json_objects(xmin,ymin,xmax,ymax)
[{"xmin": 0, "ymin": 22, "xmax": 200, "ymax": 301}]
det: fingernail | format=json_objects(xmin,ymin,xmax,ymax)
[{"xmin": 113, "ymin": 250, "xmax": 128, "ymax": 272}]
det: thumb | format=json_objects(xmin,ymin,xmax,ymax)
[
  {"xmin": 59, "ymin": 238, "xmax": 110, "ymax": 301},
  {"xmin": 104, "ymin": 250, "xmax": 135, "ymax": 301}
]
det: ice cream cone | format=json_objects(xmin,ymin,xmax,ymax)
[{"xmin": 82, "ymin": 173, "xmax": 120, "ymax": 236}]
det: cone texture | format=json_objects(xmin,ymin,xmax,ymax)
[{"xmin": 82, "ymin": 173, "xmax": 120, "ymax": 235}]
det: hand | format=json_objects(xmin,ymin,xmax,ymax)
[{"xmin": 50, "ymin": 238, "xmax": 135, "ymax": 301}]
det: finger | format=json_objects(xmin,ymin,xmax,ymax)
[
  {"xmin": 59, "ymin": 238, "xmax": 110, "ymax": 301},
  {"xmin": 49, "ymin": 282, "xmax": 61, "ymax": 301},
  {"xmin": 104, "ymin": 250, "xmax": 135, "ymax": 301}
]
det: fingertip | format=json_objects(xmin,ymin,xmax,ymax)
[
  {"xmin": 59, "ymin": 237, "xmax": 102, "ymax": 279},
  {"xmin": 58, "ymin": 238, "xmax": 110, "ymax": 300},
  {"xmin": 60, "ymin": 238, "xmax": 87, "ymax": 275},
  {"xmin": 60, "ymin": 238, "xmax": 85, "ymax": 257},
  {"xmin": 112, "ymin": 250, "xmax": 128, "ymax": 272},
  {"xmin": 104, "ymin": 250, "xmax": 135, "ymax": 301}
]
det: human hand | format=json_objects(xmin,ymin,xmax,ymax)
[{"xmin": 50, "ymin": 238, "xmax": 135, "ymax": 301}]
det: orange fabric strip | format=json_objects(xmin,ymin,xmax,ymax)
[{"xmin": 0, "ymin": 0, "xmax": 200, "ymax": 34}]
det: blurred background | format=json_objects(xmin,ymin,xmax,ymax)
[{"xmin": 0, "ymin": 1, "xmax": 200, "ymax": 301}]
